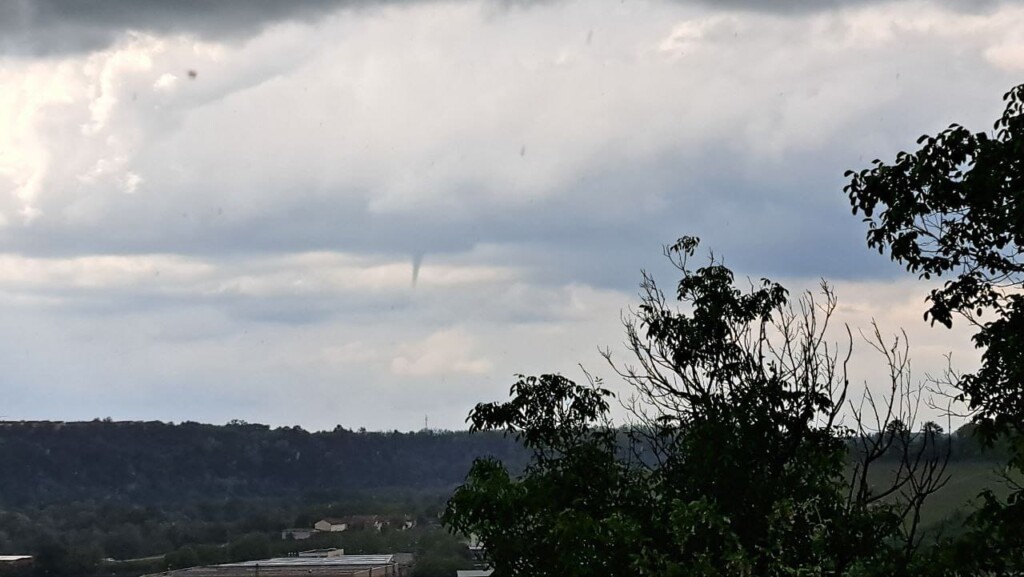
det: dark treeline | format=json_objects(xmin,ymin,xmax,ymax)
[
  {"xmin": 0, "ymin": 419, "xmax": 1001, "ymax": 511},
  {"xmin": 0, "ymin": 420, "xmax": 529, "ymax": 507}
]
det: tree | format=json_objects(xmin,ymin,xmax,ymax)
[
  {"xmin": 165, "ymin": 546, "xmax": 200, "ymax": 571},
  {"xmin": 226, "ymin": 533, "xmax": 271, "ymax": 562},
  {"xmin": 845, "ymin": 83, "xmax": 1024, "ymax": 441},
  {"xmin": 444, "ymin": 374, "xmax": 642, "ymax": 576},
  {"xmin": 846, "ymin": 83, "xmax": 1024, "ymax": 572},
  {"xmin": 32, "ymin": 542, "xmax": 99, "ymax": 577},
  {"xmin": 445, "ymin": 238, "xmax": 948, "ymax": 577}
]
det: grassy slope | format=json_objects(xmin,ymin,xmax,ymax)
[{"xmin": 863, "ymin": 459, "xmax": 1017, "ymax": 533}]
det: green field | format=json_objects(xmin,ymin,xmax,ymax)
[{"xmin": 862, "ymin": 459, "xmax": 1018, "ymax": 534}]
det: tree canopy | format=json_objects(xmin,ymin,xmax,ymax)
[
  {"xmin": 445, "ymin": 239, "xmax": 948, "ymax": 577},
  {"xmin": 446, "ymin": 80, "xmax": 1024, "ymax": 572},
  {"xmin": 846, "ymin": 84, "xmax": 1024, "ymax": 442},
  {"xmin": 846, "ymin": 83, "xmax": 1024, "ymax": 573}
]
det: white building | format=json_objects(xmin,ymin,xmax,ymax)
[{"xmin": 314, "ymin": 518, "xmax": 348, "ymax": 532}]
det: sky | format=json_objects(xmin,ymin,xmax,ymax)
[{"xmin": 0, "ymin": 0, "xmax": 1019, "ymax": 431}]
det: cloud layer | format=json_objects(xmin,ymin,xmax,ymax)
[{"xmin": 0, "ymin": 0, "xmax": 1018, "ymax": 429}]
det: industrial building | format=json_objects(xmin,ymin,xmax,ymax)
[{"xmin": 145, "ymin": 554, "xmax": 403, "ymax": 577}]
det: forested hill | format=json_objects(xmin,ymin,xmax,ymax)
[
  {"xmin": 0, "ymin": 419, "xmax": 1000, "ymax": 510},
  {"xmin": 0, "ymin": 420, "xmax": 528, "ymax": 508}
]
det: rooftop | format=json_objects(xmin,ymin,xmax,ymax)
[
  {"xmin": 0, "ymin": 556, "xmax": 31, "ymax": 563},
  {"xmin": 220, "ymin": 556, "xmax": 394, "ymax": 568}
]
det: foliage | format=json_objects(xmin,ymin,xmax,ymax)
[
  {"xmin": 410, "ymin": 530, "xmax": 475, "ymax": 577},
  {"xmin": 845, "ymin": 83, "xmax": 1024, "ymax": 443},
  {"xmin": 31, "ymin": 541, "xmax": 99, "ymax": 577},
  {"xmin": 846, "ymin": 83, "xmax": 1024, "ymax": 573},
  {"xmin": 446, "ymin": 374, "xmax": 644, "ymax": 576},
  {"xmin": 445, "ymin": 239, "xmax": 948, "ymax": 576},
  {"xmin": 0, "ymin": 421, "xmax": 527, "ymax": 508}
]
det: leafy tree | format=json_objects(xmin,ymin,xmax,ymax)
[
  {"xmin": 846, "ymin": 83, "xmax": 1024, "ymax": 572},
  {"xmin": 445, "ymin": 239, "xmax": 947, "ymax": 576},
  {"xmin": 411, "ymin": 531, "xmax": 475, "ymax": 577},
  {"xmin": 445, "ymin": 374, "xmax": 643, "ymax": 576},
  {"xmin": 226, "ymin": 533, "xmax": 271, "ymax": 562},
  {"xmin": 165, "ymin": 546, "xmax": 200, "ymax": 571},
  {"xmin": 32, "ymin": 542, "xmax": 99, "ymax": 577},
  {"xmin": 845, "ymin": 83, "xmax": 1024, "ymax": 441}
]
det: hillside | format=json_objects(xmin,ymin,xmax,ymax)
[
  {"xmin": 0, "ymin": 420, "xmax": 528, "ymax": 508},
  {"xmin": 0, "ymin": 420, "xmax": 1008, "ymax": 512},
  {"xmin": 0, "ymin": 419, "xmax": 1011, "ymax": 571}
]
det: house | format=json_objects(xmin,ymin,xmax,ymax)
[
  {"xmin": 314, "ymin": 514, "xmax": 413, "ymax": 533},
  {"xmin": 314, "ymin": 518, "xmax": 349, "ymax": 532},
  {"xmin": 279, "ymin": 528, "xmax": 314, "ymax": 540}
]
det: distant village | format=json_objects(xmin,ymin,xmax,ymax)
[{"xmin": 280, "ymin": 515, "xmax": 418, "ymax": 541}]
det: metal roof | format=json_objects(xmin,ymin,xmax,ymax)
[{"xmin": 220, "ymin": 556, "xmax": 394, "ymax": 568}]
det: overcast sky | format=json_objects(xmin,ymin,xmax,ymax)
[{"xmin": 0, "ymin": 0, "xmax": 1018, "ymax": 430}]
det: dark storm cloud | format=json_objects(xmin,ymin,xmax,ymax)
[
  {"xmin": 1, "ymin": 0, "xmax": 1006, "ymax": 57},
  {"xmin": 0, "ymin": 0, "xmax": 393, "ymax": 56}
]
